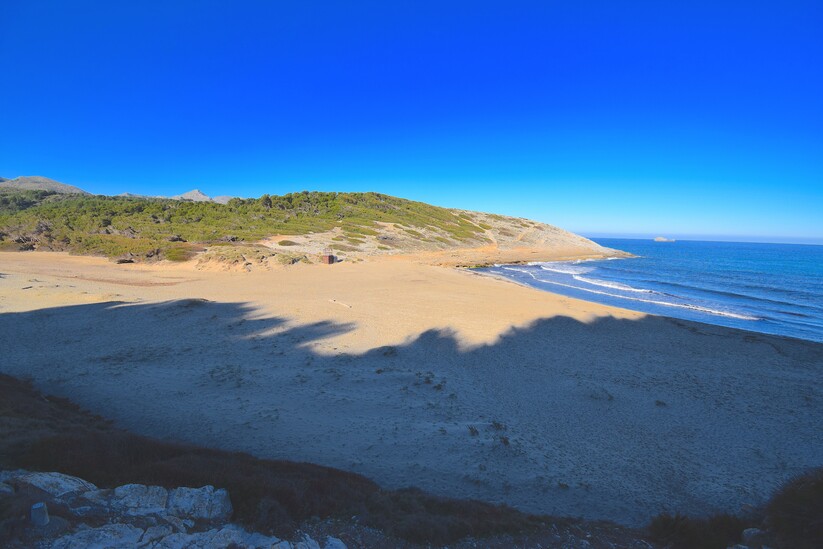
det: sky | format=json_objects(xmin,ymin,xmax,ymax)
[{"xmin": 1, "ymin": 1, "xmax": 821, "ymax": 242}]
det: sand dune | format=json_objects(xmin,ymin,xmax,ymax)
[{"xmin": 1, "ymin": 251, "xmax": 821, "ymax": 525}]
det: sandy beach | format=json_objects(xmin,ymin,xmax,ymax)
[{"xmin": 1, "ymin": 251, "xmax": 821, "ymax": 526}]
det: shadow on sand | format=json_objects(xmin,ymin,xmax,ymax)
[{"xmin": 1, "ymin": 299, "xmax": 822, "ymax": 525}]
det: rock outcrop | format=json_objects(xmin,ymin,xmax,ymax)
[{"xmin": 0, "ymin": 470, "xmax": 345, "ymax": 549}]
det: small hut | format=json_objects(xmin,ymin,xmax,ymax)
[{"xmin": 320, "ymin": 247, "xmax": 336, "ymax": 265}]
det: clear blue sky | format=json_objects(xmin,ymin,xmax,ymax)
[{"xmin": 1, "ymin": 1, "xmax": 821, "ymax": 242}]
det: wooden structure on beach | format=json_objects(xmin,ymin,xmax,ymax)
[{"xmin": 321, "ymin": 248, "xmax": 336, "ymax": 264}]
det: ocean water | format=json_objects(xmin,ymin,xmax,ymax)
[{"xmin": 480, "ymin": 239, "xmax": 823, "ymax": 343}]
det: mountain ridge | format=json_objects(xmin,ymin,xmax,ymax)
[{"xmin": 0, "ymin": 176, "xmax": 90, "ymax": 195}]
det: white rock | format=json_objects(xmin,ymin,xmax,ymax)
[
  {"xmin": 0, "ymin": 469, "xmax": 28, "ymax": 483},
  {"xmin": 138, "ymin": 524, "xmax": 173, "ymax": 547},
  {"xmin": 80, "ymin": 488, "xmax": 113, "ymax": 507},
  {"xmin": 294, "ymin": 535, "xmax": 322, "ymax": 549},
  {"xmin": 742, "ymin": 527, "xmax": 767, "ymax": 545},
  {"xmin": 323, "ymin": 536, "xmax": 347, "ymax": 549},
  {"xmin": 111, "ymin": 484, "xmax": 169, "ymax": 515},
  {"xmin": 48, "ymin": 523, "xmax": 144, "ymax": 548},
  {"xmin": 153, "ymin": 524, "xmax": 281, "ymax": 549},
  {"xmin": 159, "ymin": 514, "xmax": 190, "ymax": 533},
  {"xmin": 243, "ymin": 530, "xmax": 285, "ymax": 547},
  {"xmin": 17, "ymin": 471, "xmax": 97, "ymax": 497},
  {"xmin": 166, "ymin": 485, "xmax": 232, "ymax": 521}
]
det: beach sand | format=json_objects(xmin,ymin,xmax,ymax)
[{"xmin": 1, "ymin": 251, "xmax": 821, "ymax": 525}]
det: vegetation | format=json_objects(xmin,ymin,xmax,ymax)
[
  {"xmin": 766, "ymin": 467, "xmax": 823, "ymax": 548},
  {"xmin": 648, "ymin": 468, "xmax": 823, "ymax": 549},
  {"xmin": 0, "ymin": 190, "xmax": 487, "ymax": 260},
  {"xmin": 0, "ymin": 374, "xmax": 544, "ymax": 544},
  {"xmin": 647, "ymin": 512, "xmax": 747, "ymax": 549}
]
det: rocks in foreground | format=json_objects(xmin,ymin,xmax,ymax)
[{"xmin": 0, "ymin": 470, "xmax": 345, "ymax": 549}]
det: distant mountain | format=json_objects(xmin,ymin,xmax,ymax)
[
  {"xmin": 0, "ymin": 176, "xmax": 89, "ymax": 195},
  {"xmin": 171, "ymin": 189, "xmax": 213, "ymax": 202},
  {"xmin": 212, "ymin": 195, "xmax": 235, "ymax": 204}
]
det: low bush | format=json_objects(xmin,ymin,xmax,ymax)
[
  {"xmin": 647, "ymin": 512, "xmax": 747, "ymax": 549},
  {"xmin": 766, "ymin": 467, "xmax": 823, "ymax": 549}
]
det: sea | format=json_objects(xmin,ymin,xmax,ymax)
[{"xmin": 480, "ymin": 239, "xmax": 823, "ymax": 343}]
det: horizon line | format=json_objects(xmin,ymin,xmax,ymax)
[{"xmin": 583, "ymin": 233, "xmax": 823, "ymax": 246}]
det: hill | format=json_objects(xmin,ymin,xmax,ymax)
[
  {"xmin": 0, "ymin": 176, "xmax": 90, "ymax": 195},
  {"xmin": 171, "ymin": 189, "xmax": 213, "ymax": 202},
  {"xmin": 0, "ymin": 188, "xmax": 620, "ymax": 264}
]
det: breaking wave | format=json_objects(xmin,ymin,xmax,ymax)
[
  {"xmin": 500, "ymin": 266, "xmax": 759, "ymax": 321},
  {"xmin": 572, "ymin": 276, "xmax": 653, "ymax": 293}
]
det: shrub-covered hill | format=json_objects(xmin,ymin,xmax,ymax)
[
  {"xmin": 0, "ymin": 190, "xmax": 600, "ymax": 262},
  {"xmin": 0, "ymin": 190, "xmax": 493, "ymax": 259}
]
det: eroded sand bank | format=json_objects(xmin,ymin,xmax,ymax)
[{"xmin": 1, "ymin": 251, "xmax": 821, "ymax": 525}]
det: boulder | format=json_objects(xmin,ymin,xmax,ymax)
[
  {"xmin": 111, "ymin": 484, "xmax": 169, "ymax": 516},
  {"xmin": 294, "ymin": 535, "xmax": 322, "ymax": 549},
  {"xmin": 15, "ymin": 471, "xmax": 97, "ymax": 497},
  {"xmin": 152, "ymin": 524, "xmax": 281, "ymax": 549},
  {"xmin": 166, "ymin": 485, "xmax": 232, "ymax": 521},
  {"xmin": 138, "ymin": 524, "xmax": 173, "ymax": 546},
  {"xmin": 48, "ymin": 523, "xmax": 144, "ymax": 549},
  {"xmin": 158, "ymin": 514, "xmax": 191, "ymax": 534},
  {"xmin": 741, "ymin": 528, "xmax": 769, "ymax": 547},
  {"xmin": 323, "ymin": 537, "xmax": 348, "ymax": 549}
]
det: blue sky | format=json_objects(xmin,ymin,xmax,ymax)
[{"xmin": 1, "ymin": 1, "xmax": 821, "ymax": 242}]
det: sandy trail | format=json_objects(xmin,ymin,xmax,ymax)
[{"xmin": 1, "ymin": 251, "xmax": 822, "ymax": 525}]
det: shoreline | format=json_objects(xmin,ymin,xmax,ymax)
[
  {"xmin": 476, "ymin": 243, "xmax": 823, "ymax": 345},
  {"xmin": 1, "ymin": 251, "xmax": 821, "ymax": 526},
  {"xmin": 468, "ymin": 266, "xmax": 821, "ymax": 346}
]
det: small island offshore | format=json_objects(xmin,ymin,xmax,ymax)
[{"xmin": 1, "ymin": 177, "xmax": 821, "ymax": 548}]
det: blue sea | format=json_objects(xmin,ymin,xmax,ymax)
[{"xmin": 481, "ymin": 239, "xmax": 823, "ymax": 343}]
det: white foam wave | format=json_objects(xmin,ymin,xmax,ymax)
[
  {"xmin": 502, "ymin": 266, "xmax": 531, "ymax": 274},
  {"xmin": 530, "ymin": 277, "xmax": 760, "ymax": 321},
  {"xmin": 538, "ymin": 263, "xmax": 593, "ymax": 275},
  {"xmin": 573, "ymin": 275, "xmax": 653, "ymax": 293},
  {"xmin": 497, "ymin": 265, "xmax": 758, "ymax": 321}
]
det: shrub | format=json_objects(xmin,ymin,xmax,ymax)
[
  {"xmin": 163, "ymin": 246, "xmax": 195, "ymax": 262},
  {"xmin": 766, "ymin": 467, "xmax": 823, "ymax": 549},
  {"xmin": 647, "ymin": 512, "xmax": 746, "ymax": 549}
]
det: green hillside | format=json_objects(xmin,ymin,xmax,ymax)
[{"xmin": 0, "ymin": 190, "xmax": 489, "ymax": 260}]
